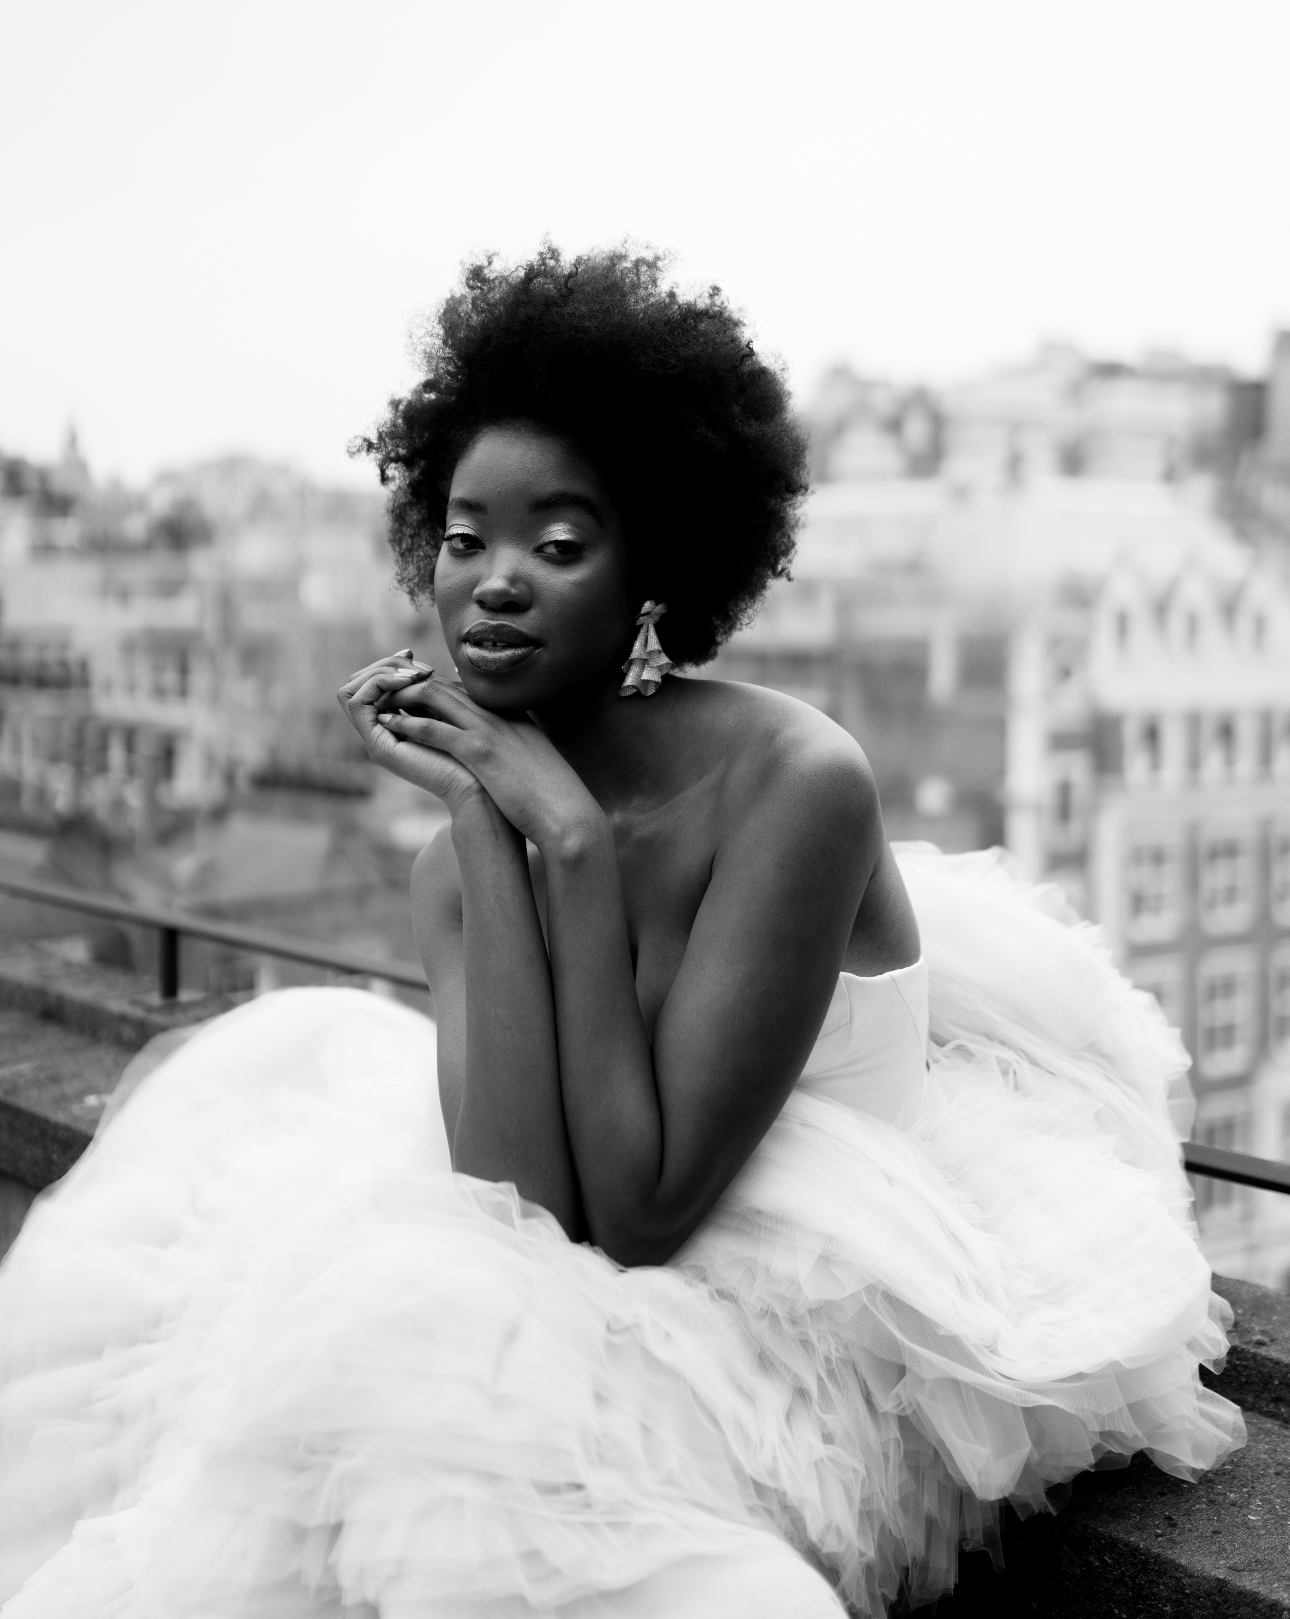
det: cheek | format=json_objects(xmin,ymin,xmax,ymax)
[
  {"xmin": 432, "ymin": 551, "xmax": 471, "ymax": 614},
  {"xmin": 553, "ymin": 575, "xmax": 634, "ymax": 662}
]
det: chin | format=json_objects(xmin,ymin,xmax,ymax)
[
  {"xmin": 453, "ymin": 657, "xmax": 560, "ymax": 713},
  {"xmin": 457, "ymin": 671, "xmax": 537, "ymax": 713},
  {"xmin": 460, "ymin": 661, "xmax": 617, "ymax": 715}
]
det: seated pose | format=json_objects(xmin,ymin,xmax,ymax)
[{"xmin": 0, "ymin": 248, "xmax": 1243, "ymax": 1617}]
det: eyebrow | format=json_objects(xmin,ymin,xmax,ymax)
[
  {"xmin": 529, "ymin": 490, "xmax": 606, "ymax": 524},
  {"xmin": 445, "ymin": 490, "xmax": 607, "ymax": 525}
]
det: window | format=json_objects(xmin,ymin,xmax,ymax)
[
  {"xmin": 1185, "ymin": 714, "xmax": 1203, "ymax": 781},
  {"xmin": 1270, "ymin": 947, "xmax": 1290, "ymax": 1056},
  {"xmin": 1125, "ymin": 715, "xmax": 1165, "ymax": 786},
  {"xmin": 1191, "ymin": 1104, "xmax": 1251, "ymax": 1218},
  {"xmin": 1271, "ymin": 822, "xmax": 1290, "ymax": 927},
  {"xmin": 1198, "ymin": 828, "xmax": 1255, "ymax": 934},
  {"xmin": 1196, "ymin": 950, "xmax": 1258, "ymax": 1079},
  {"xmin": 1124, "ymin": 835, "xmax": 1183, "ymax": 942},
  {"xmin": 1054, "ymin": 779, "xmax": 1073, "ymax": 826},
  {"xmin": 1275, "ymin": 716, "xmax": 1290, "ymax": 782},
  {"xmin": 1142, "ymin": 719, "xmax": 1163, "ymax": 777},
  {"xmin": 1130, "ymin": 954, "xmax": 1184, "ymax": 1031},
  {"xmin": 1259, "ymin": 712, "xmax": 1274, "ymax": 778},
  {"xmin": 1210, "ymin": 715, "xmax": 1239, "ymax": 782},
  {"xmin": 1047, "ymin": 752, "xmax": 1088, "ymax": 851}
]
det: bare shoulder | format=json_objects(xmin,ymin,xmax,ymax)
[
  {"xmin": 680, "ymin": 678, "xmax": 880, "ymax": 840},
  {"xmin": 678, "ymin": 679, "xmax": 917, "ymax": 968}
]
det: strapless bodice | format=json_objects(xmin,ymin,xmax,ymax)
[{"xmin": 797, "ymin": 960, "xmax": 928, "ymax": 1125}]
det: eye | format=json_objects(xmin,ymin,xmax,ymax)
[
  {"xmin": 444, "ymin": 526, "xmax": 483, "ymax": 554},
  {"xmin": 536, "ymin": 524, "xmax": 585, "ymax": 560}
]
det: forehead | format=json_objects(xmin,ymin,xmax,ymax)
[{"xmin": 448, "ymin": 423, "xmax": 607, "ymax": 502}]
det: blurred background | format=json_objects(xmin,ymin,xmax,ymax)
[{"xmin": 3, "ymin": 0, "xmax": 1290, "ymax": 1282}]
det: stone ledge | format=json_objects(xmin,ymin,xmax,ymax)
[
  {"xmin": 1211, "ymin": 1275, "xmax": 1290, "ymax": 1426},
  {"xmin": 0, "ymin": 946, "xmax": 230, "ymax": 1196},
  {"xmin": 924, "ymin": 1410, "xmax": 1290, "ymax": 1616},
  {"xmin": 0, "ymin": 940, "xmax": 233, "ymax": 1051},
  {"xmin": 0, "ymin": 1005, "xmax": 134, "ymax": 1188}
]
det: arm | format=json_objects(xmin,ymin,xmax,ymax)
[
  {"xmin": 378, "ymin": 679, "xmax": 880, "ymax": 1265},
  {"xmin": 411, "ymin": 804, "xmax": 583, "ymax": 1238},
  {"xmin": 543, "ymin": 742, "xmax": 878, "ymax": 1264},
  {"xmin": 339, "ymin": 658, "xmax": 582, "ymax": 1237}
]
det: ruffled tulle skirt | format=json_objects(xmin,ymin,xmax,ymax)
[{"xmin": 0, "ymin": 848, "xmax": 1244, "ymax": 1616}]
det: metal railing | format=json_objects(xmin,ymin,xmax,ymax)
[
  {"xmin": 2, "ymin": 872, "xmax": 1289, "ymax": 1195},
  {"xmin": 1183, "ymin": 1140, "xmax": 1290, "ymax": 1195},
  {"xmin": 0, "ymin": 873, "xmax": 430, "ymax": 996}
]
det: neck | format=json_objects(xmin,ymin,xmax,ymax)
[{"xmin": 532, "ymin": 674, "xmax": 680, "ymax": 809}]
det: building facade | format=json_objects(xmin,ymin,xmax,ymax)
[
  {"xmin": 713, "ymin": 474, "xmax": 1290, "ymax": 1287},
  {"xmin": 0, "ymin": 452, "xmax": 415, "ymax": 838}
]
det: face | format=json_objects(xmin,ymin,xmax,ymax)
[{"xmin": 435, "ymin": 423, "xmax": 636, "ymax": 712}]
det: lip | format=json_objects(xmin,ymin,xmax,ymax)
[
  {"xmin": 461, "ymin": 620, "xmax": 540, "ymax": 648},
  {"xmin": 458, "ymin": 622, "xmax": 542, "ymax": 676},
  {"xmin": 460, "ymin": 641, "xmax": 540, "ymax": 674}
]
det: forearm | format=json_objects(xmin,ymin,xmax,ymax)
[
  {"xmin": 451, "ymin": 795, "xmax": 583, "ymax": 1236},
  {"xmin": 539, "ymin": 816, "xmax": 669, "ymax": 1258}
]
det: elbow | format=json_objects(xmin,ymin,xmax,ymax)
[{"xmin": 585, "ymin": 1202, "xmax": 691, "ymax": 1269}]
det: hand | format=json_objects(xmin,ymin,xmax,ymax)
[
  {"xmin": 336, "ymin": 653, "xmax": 483, "ymax": 811},
  {"xmin": 368, "ymin": 675, "xmax": 602, "ymax": 848}
]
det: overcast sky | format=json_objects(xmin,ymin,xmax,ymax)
[{"xmin": 3, "ymin": 0, "xmax": 1288, "ymax": 488}]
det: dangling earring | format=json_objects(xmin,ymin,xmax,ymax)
[{"xmin": 619, "ymin": 600, "xmax": 674, "ymax": 697}]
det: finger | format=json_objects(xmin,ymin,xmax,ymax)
[
  {"xmin": 340, "ymin": 653, "xmax": 430, "ymax": 692},
  {"xmin": 340, "ymin": 667, "xmax": 434, "ymax": 706},
  {"xmin": 340, "ymin": 669, "xmax": 425, "ymax": 733},
  {"xmin": 373, "ymin": 668, "xmax": 439, "ymax": 713},
  {"xmin": 339, "ymin": 662, "xmax": 398, "ymax": 699},
  {"xmin": 349, "ymin": 667, "xmax": 426, "ymax": 708},
  {"xmin": 394, "ymin": 672, "xmax": 484, "ymax": 722},
  {"xmin": 376, "ymin": 711, "xmax": 469, "ymax": 756}
]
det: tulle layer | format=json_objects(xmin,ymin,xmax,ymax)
[
  {"xmin": 0, "ymin": 1001, "xmax": 846, "ymax": 1617},
  {"xmin": 0, "ymin": 848, "xmax": 1245, "ymax": 1616}
]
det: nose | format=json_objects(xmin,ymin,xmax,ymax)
[{"xmin": 472, "ymin": 559, "xmax": 532, "ymax": 613}]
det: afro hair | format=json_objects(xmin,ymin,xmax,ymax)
[{"xmin": 356, "ymin": 244, "xmax": 809, "ymax": 667}]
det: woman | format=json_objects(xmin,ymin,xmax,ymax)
[{"xmin": 0, "ymin": 248, "xmax": 1242, "ymax": 1617}]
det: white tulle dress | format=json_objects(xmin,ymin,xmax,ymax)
[{"xmin": 0, "ymin": 847, "xmax": 1244, "ymax": 1617}]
